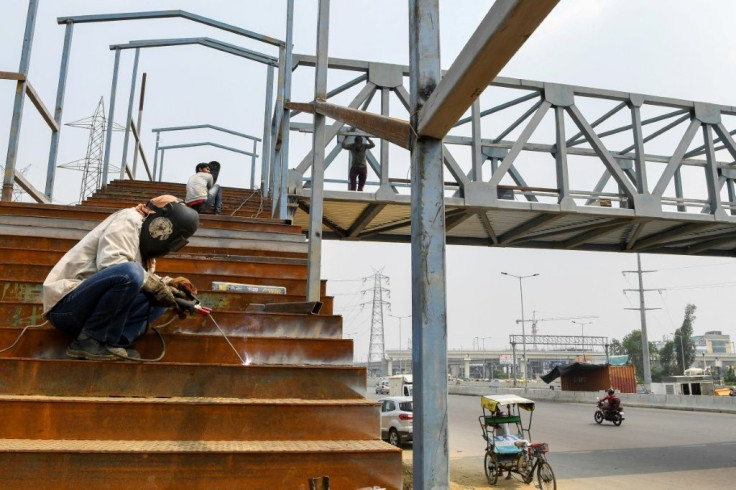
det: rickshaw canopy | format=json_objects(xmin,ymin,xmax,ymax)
[{"xmin": 481, "ymin": 394, "xmax": 536, "ymax": 412}]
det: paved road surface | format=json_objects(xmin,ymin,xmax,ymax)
[{"xmin": 376, "ymin": 393, "xmax": 736, "ymax": 489}]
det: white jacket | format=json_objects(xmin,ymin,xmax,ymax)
[
  {"xmin": 42, "ymin": 207, "xmax": 149, "ymax": 314},
  {"xmin": 185, "ymin": 172, "xmax": 214, "ymax": 204}
]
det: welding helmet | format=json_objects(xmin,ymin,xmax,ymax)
[
  {"xmin": 139, "ymin": 200, "xmax": 199, "ymax": 259},
  {"xmin": 208, "ymin": 160, "xmax": 221, "ymax": 183}
]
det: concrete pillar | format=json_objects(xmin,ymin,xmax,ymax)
[{"xmin": 464, "ymin": 356, "xmax": 471, "ymax": 379}]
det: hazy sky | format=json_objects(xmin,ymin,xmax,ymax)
[{"xmin": 2, "ymin": 1, "xmax": 736, "ymax": 362}]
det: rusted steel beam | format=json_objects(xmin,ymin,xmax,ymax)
[
  {"xmin": 0, "ymin": 305, "xmax": 343, "ymax": 339},
  {"xmin": 287, "ymin": 100, "xmax": 411, "ymax": 150},
  {"xmin": 0, "ymin": 443, "xmax": 401, "ymax": 490},
  {"xmin": 0, "ymin": 358, "xmax": 365, "ymax": 398},
  {"xmin": 0, "ymin": 395, "xmax": 378, "ymax": 441},
  {"xmin": 0, "ymin": 71, "xmax": 26, "ymax": 81},
  {"xmin": 0, "ymin": 265, "xmax": 326, "ymax": 296},
  {"xmin": 0, "ymin": 328, "xmax": 351, "ymax": 364}
]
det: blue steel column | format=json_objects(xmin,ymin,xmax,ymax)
[
  {"xmin": 120, "ymin": 47, "xmax": 140, "ymax": 179},
  {"xmin": 45, "ymin": 20, "xmax": 75, "ymax": 199},
  {"xmin": 277, "ymin": 0, "xmax": 295, "ymax": 219},
  {"xmin": 306, "ymin": 0, "xmax": 329, "ymax": 302},
  {"xmin": 261, "ymin": 65, "xmax": 274, "ymax": 191},
  {"xmin": 102, "ymin": 48, "xmax": 122, "ymax": 186},
  {"xmin": 409, "ymin": 1, "xmax": 449, "ymax": 488},
  {"xmin": 270, "ymin": 46, "xmax": 286, "ymax": 215},
  {"xmin": 3, "ymin": 0, "xmax": 39, "ymax": 201},
  {"xmin": 250, "ymin": 139, "xmax": 257, "ymax": 189},
  {"xmin": 152, "ymin": 131, "xmax": 160, "ymax": 181},
  {"xmin": 158, "ymin": 150, "xmax": 165, "ymax": 181}
]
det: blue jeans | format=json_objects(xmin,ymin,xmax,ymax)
[
  {"xmin": 46, "ymin": 262, "xmax": 166, "ymax": 346},
  {"xmin": 192, "ymin": 185, "xmax": 222, "ymax": 213}
]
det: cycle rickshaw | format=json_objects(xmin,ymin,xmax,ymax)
[{"xmin": 478, "ymin": 394, "xmax": 556, "ymax": 489}]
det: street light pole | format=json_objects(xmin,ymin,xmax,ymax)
[
  {"xmin": 390, "ymin": 314, "xmax": 411, "ymax": 374},
  {"xmin": 501, "ymin": 272, "xmax": 539, "ymax": 389},
  {"xmin": 572, "ymin": 320, "xmax": 593, "ymax": 362}
]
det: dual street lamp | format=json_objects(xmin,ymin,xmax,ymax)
[
  {"xmin": 572, "ymin": 320, "xmax": 593, "ymax": 361},
  {"xmin": 501, "ymin": 272, "xmax": 539, "ymax": 389}
]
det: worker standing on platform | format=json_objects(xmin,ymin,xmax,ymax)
[
  {"xmin": 341, "ymin": 135, "xmax": 375, "ymax": 191},
  {"xmin": 43, "ymin": 195, "xmax": 200, "ymax": 360}
]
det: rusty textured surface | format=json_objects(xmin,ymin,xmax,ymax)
[
  {"xmin": 0, "ymin": 328, "xmax": 352, "ymax": 364},
  {"xmin": 0, "ymin": 444, "xmax": 402, "ymax": 490},
  {"xmin": 0, "ymin": 396, "xmax": 378, "ymax": 441},
  {"xmin": 0, "ymin": 358, "xmax": 366, "ymax": 399}
]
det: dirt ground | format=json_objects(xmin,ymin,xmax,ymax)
[{"xmin": 402, "ymin": 450, "xmax": 534, "ymax": 490}]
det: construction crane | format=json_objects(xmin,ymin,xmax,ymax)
[{"xmin": 515, "ymin": 311, "xmax": 599, "ymax": 337}]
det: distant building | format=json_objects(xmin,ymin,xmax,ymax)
[{"xmin": 692, "ymin": 331, "xmax": 732, "ymax": 355}]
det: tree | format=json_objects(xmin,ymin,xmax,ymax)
[
  {"xmin": 608, "ymin": 339, "xmax": 624, "ymax": 356},
  {"xmin": 658, "ymin": 340, "xmax": 677, "ymax": 377},
  {"xmin": 725, "ymin": 366, "xmax": 736, "ymax": 385},
  {"xmin": 617, "ymin": 330, "xmax": 658, "ymax": 383},
  {"xmin": 674, "ymin": 304, "xmax": 697, "ymax": 373}
]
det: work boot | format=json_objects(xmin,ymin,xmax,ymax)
[
  {"xmin": 106, "ymin": 345, "xmax": 141, "ymax": 360},
  {"xmin": 66, "ymin": 333, "xmax": 117, "ymax": 361}
]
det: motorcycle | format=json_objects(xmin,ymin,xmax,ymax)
[{"xmin": 594, "ymin": 398, "xmax": 624, "ymax": 426}]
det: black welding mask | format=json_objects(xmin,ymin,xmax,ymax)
[{"xmin": 139, "ymin": 200, "xmax": 199, "ymax": 259}]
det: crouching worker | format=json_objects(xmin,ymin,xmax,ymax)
[{"xmin": 42, "ymin": 195, "xmax": 200, "ymax": 360}]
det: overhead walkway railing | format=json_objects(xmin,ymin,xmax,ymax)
[{"xmin": 3, "ymin": 5, "xmax": 286, "ymax": 203}]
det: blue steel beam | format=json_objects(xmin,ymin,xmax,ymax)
[
  {"xmin": 158, "ymin": 141, "xmax": 256, "ymax": 157},
  {"xmin": 152, "ymin": 124, "xmax": 261, "ymax": 142},
  {"xmin": 57, "ymin": 10, "xmax": 284, "ymax": 47},
  {"xmin": 111, "ymin": 37, "xmax": 278, "ymax": 67}
]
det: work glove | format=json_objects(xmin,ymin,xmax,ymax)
[
  {"xmin": 141, "ymin": 274, "xmax": 178, "ymax": 308},
  {"xmin": 167, "ymin": 276, "xmax": 198, "ymax": 298}
]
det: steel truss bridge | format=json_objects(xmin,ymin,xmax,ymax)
[
  {"xmin": 509, "ymin": 334, "xmax": 608, "ymax": 350},
  {"xmin": 288, "ymin": 55, "xmax": 736, "ymax": 257}
]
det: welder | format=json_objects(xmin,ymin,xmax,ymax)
[{"xmin": 42, "ymin": 195, "xmax": 200, "ymax": 360}]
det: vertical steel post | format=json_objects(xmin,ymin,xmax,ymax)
[
  {"xmin": 158, "ymin": 149, "xmax": 165, "ymax": 181},
  {"xmin": 45, "ymin": 20, "xmax": 75, "ymax": 200},
  {"xmin": 471, "ymin": 98, "xmax": 482, "ymax": 182},
  {"xmin": 152, "ymin": 131, "xmax": 160, "ymax": 181},
  {"xmin": 102, "ymin": 48, "xmax": 122, "ymax": 186},
  {"xmin": 306, "ymin": 0, "xmax": 329, "ymax": 302},
  {"xmin": 380, "ymin": 87, "xmax": 390, "ymax": 189},
  {"xmin": 261, "ymin": 65, "xmax": 274, "ymax": 191},
  {"xmin": 277, "ymin": 0, "xmax": 295, "ymax": 219},
  {"xmin": 120, "ymin": 47, "xmax": 140, "ymax": 180},
  {"xmin": 270, "ymin": 46, "xmax": 286, "ymax": 216},
  {"xmin": 131, "ymin": 72, "xmax": 147, "ymax": 178},
  {"xmin": 250, "ymin": 139, "xmax": 257, "ymax": 189},
  {"xmin": 409, "ymin": 1, "xmax": 449, "ymax": 487},
  {"xmin": 3, "ymin": 0, "xmax": 39, "ymax": 201}
]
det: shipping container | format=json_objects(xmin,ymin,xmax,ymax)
[{"xmin": 556, "ymin": 363, "xmax": 636, "ymax": 393}]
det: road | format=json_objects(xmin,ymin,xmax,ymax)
[{"xmin": 374, "ymin": 393, "xmax": 736, "ymax": 489}]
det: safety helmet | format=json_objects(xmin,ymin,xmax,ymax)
[
  {"xmin": 139, "ymin": 200, "xmax": 199, "ymax": 259},
  {"xmin": 608, "ymin": 388, "xmax": 615, "ymax": 395}
]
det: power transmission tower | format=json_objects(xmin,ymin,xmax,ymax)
[
  {"xmin": 364, "ymin": 270, "xmax": 391, "ymax": 376},
  {"xmin": 623, "ymin": 253, "xmax": 660, "ymax": 390},
  {"xmin": 0, "ymin": 164, "xmax": 30, "ymax": 201},
  {"xmin": 59, "ymin": 97, "xmax": 123, "ymax": 203}
]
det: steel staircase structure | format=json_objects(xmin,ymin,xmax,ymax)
[{"xmin": 0, "ymin": 180, "xmax": 402, "ymax": 489}]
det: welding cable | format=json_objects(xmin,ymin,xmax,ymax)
[
  {"xmin": 106, "ymin": 309, "xmax": 179, "ymax": 362},
  {"xmin": 0, "ymin": 320, "xmax": 49, "ymax": 354},
  {"xmin": 205, "ymin": 312, "xmax": 246, "ymax": 364},
  {"xmin": 229, "ymin": 188, "xmax": 262, "ymax": 217}
]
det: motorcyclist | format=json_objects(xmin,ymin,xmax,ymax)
[{"xmin": 600, "ymin": 388, "xmax": 620, "ymax": 417}]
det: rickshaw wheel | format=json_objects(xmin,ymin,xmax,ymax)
[
  {"xmin": 484, "ymin": 451, "xmax": 499, "ymax": 485},
  {"xmin": 594, "ymin": 411, "xmax": 604, "ymax": 424},
  {"xmin": 536, "ymin": 460, "xmax": 557, "ymax": 490},
  {"xmin": 613, "ymin": 413, "xmax": 623, "ymax": 426}
]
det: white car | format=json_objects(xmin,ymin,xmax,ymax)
[
  {"xmin": 375, "ymin": 379, "xmax": 390, "ymax": 394},
  {"xmin": 380, "ymin": 396, "xmax": 413, "ymax": 447}
]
